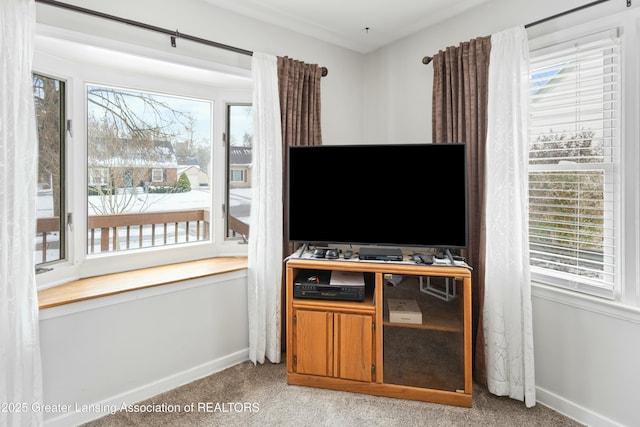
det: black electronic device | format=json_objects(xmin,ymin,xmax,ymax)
[
  {"xmin": 358, "ymin": 246, "xmax": 403, "ymax": 261},
  {"xmin": 325, "ymin": 249, "xmax": 339, "ymax": 259},
  {"xmin": 422, "ymin": 254, "xmax": 434, "ymax": 264},
  {"xmin": 312, "ymin": 248, "xmax": 327, "ymax": 258},
  {"xmin": 413, "ymin": 254, "xmax": 434, "ymax": 264},
  {"xmin": 288, "ymin": 143, "xmax": 468, "ymax": 251},
  {"xmin": 293, "ymin": 269, "xmax": 365, "ymax": 301}
]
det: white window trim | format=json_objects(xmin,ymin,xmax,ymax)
[
  {"xmin": 34, "ymin": 24, "xmax": 252, "ymax": 290},
  {"xmin": 529, "ymin": 34, "xmax": 620, "ymax": 299},
  {"xmin": 531, "ymin": 281, "xmax": 640, "ymax": 324},
  {"xmin": 528, "ymin": 7, "xmax": 640, "ymax": 309}
]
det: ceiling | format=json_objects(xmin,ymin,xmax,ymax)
[{"xmin": 203, "ymin": 0, "xmax": 488, "ymax": 53}]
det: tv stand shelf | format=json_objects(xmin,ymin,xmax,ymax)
[{"xmin": 285, "ymin": 257, "xmax": 472, "ymax": 407}]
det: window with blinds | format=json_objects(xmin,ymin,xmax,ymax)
[{"xmin": 528, "ymin": 29, "xmax": 619, "ymax": 299}]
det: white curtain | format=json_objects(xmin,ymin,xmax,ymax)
[
  {"xmin": 483, "ymin": 25, "xmax": 536, "ymax": 407},
  {"xmin": 248, "ymin": 52, "xmax": 283, "ymax": 364},
  {"xmin": 0, "ymin": 0, "xmax": 44, "ymax": 425}
]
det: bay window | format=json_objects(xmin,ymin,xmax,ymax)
[{"xmin": 33, "ymin": 28, "xmax": 252, "ymax": 285}]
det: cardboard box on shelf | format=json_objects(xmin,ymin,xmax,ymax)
[{"xmin": 388, "ymin": 298, "xmax": 422, "ymax": 324}]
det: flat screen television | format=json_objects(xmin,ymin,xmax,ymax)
[{"xmin": 287, "ymin": 143, "xmax": 468, "ymax": 250}]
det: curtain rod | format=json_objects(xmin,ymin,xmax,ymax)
[
  {"xmin": 35, "ymin": 0, "xmax": 329, "ymax": 77},
  {"xmin": 422, "ymin": 0, "xmax": 630, "ymax": 65}
]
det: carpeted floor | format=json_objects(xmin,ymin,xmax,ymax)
[{"xmin": 82, "ymin": 360, "xmax": 583, "ymax": 427}]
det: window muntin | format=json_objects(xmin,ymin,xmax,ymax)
[
  {"xmin": 225, "ymin": 104, "xmax": 253, "ymax": 240},
  {"xmin": 33, "ymin": 73, "xmax": 66, "ymax": 266},
  {"xmin": 528, "ymin": 30, "xmax": 619, "ymax": 299},
  {"xmin": 86, "ymin": 84, "xmax": 213, "ymax": 255}
]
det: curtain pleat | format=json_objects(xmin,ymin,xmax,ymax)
[
  {"xmin": 277, "ymin": 56, "xmax": 322, "ymax": 351},
  {"xmin": 0, "ymin": 1, "xmax": 44, "ymax": 425},
  {"xmin": 431, "ymin": 35, "xmax": 491, "ymax": 387}
]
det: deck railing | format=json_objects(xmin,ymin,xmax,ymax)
[
  {"xmin": 35, "ymin": 209, "xmax": 253, "ymax": 260},
  {"xmin": 87, "ymin": 209, "xmax": 211, "ymax": 253},
  {"xmin": 36, "ymin": 216, "xmax": 61, "ymax": 264}
]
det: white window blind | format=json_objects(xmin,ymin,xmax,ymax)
[{"xmin": 528, "ymin": 29, "xmax": 619, "ymax": 299}]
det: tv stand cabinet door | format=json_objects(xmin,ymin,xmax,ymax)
[
  {"xmin": 293, "ymin": 309, "xmax": 333, "ymax": 377},
  {"xmin": 335, "ymin": 312, "xmax": 374, "ymax": 382}
]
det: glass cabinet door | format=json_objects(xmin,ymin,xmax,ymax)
[{"xmin": 382, "ymin": 274, "xmax": 465, "ymax": 392}]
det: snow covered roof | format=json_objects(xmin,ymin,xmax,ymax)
[{"xmin": 88, "ymin": 138, "xmax": 177, "ymax": 168}]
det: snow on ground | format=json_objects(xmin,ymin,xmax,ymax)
[{"xmin": 37, "ymin": 188, "xmax": 251, "ymax": 218}]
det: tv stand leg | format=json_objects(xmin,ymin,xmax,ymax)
[
  {"xmin": 445, "ymin": 248, "xmax": 456, "ymax": 265},
  {"xmin": 299, "ymin": 243, "xmax": 309, "ymax": 258}
]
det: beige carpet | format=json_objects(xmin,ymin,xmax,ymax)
[{"xmin": 83, "ymin": 360, "xmax": 582, "ymax": 426}]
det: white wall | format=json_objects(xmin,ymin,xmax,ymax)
[
  {"xmin": 532, "ymin": 287, "xmax": 640, "ymax": 427},
  {"xmin": 39, "ymin": 271, "xmax": 248, "ymax": 426},
  {"xmin": 364, "ymin": 1, "xmax": 640, "ymax": 426}
]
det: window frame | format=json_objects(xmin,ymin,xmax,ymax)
[
  {"xmin": 225, "ymin": 102, "xmax": 253, "ymax": 241},
  {"xmin": 527, "ymin": 8, "xmax": 640, "ymax": 307},
  {"xmin": 33, "ymin": 25, "xmax": 252, "ymax": 289},
  {"xmin": 528, "ymin": 30, "xmax": 620, "ymax": 299},
  {"xmin": 33, "ymin": 71, "xmax": 67, "ymax": 269}
]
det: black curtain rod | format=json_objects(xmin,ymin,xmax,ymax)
[
  {"xmin": 524, "ymin": 0, "xmax": 623, "ymax": 28},
  {"xmin": 35, "ymin": 0, "xmax": 328, "ymax": 77},
  {"xmin": 422, "ymin": 0, "xmax": 630, "ymax": 65}
]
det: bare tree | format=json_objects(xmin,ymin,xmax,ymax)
[
  {"xmin": 87, "ymin": 86, "xmax": 195, "ymax": 215},
  {"xmin": 87, "ymin": 86, "xmax": 191, "ymax": 140}
]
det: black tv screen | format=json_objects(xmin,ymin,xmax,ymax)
[{"xmin": 287, "ymin": 143, "xmax": 468, "ymax": 249}]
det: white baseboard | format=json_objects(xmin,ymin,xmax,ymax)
[
  {"xmin": 44, "ymin": 348, "xmax": 249, "ymax": 427},
  {"xmin": 536, "ymin": 385, "xmax": 624, "ymax": 427}
]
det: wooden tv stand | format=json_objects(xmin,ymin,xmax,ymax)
[{"xmin": 285, "ymin": 254, "xmax": 472, "ymax": 407}]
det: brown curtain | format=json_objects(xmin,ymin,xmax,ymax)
[
  {"xmin": 277, "ymin": 56, "xmax": 323, "ymax": 350},
  {"xmin": 278, "ymin": 56, "xmax": 323, "ymax": 255},
  {"xmin": 431, "ymin": 36, "xmax": 491, "ymax": 387}
]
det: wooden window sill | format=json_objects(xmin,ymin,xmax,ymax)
[{"xmin": 38, "ymin": 256, "xmax": 248, "ymax": 310}]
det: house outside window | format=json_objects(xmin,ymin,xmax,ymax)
[{"xmin": 528, "ymin": 29, "xmax": 620, "ymax": 299}]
